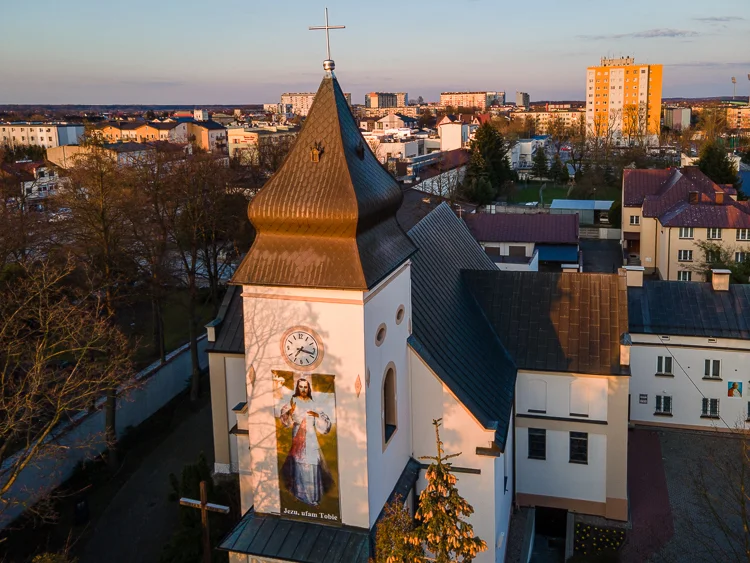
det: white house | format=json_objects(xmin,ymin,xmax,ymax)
[
  {"xmin": 0, "ymin": 160, "xmax": 59, "ymax": 203},
  {"xmin": 439, "ymin": 121, "xmax": 469, "ymax": 152},
  {"xmin": 626, "ymin": 267, "xmax": 750, "ymax": 431}
]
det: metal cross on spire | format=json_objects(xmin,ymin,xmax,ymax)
[{"xmin": 309, "ymin": 7, "xmax": 345, "ymax": 73}]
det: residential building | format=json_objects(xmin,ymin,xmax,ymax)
[
  {"xmin": 467, "ymin": 270, "xmax": 630, "ymax": 522},
  {"xmin": 364, "ymin": 92, "xmax": 398, "ymax": 108},
  {"xmin": 374, "ymin": 113, "xmax": 419, "ymax": 133},
  {"xmin": 193, "ymin": 109, "xmax": 209, "ymax": 121},
  {"xmin": 281, "ymin": 91, "xmax": 352, "ymax": 116},
  {"xmin": 439, "ymin": 119, "xmax": 470, "ymax": 151},
  {"xmin": 727, "ymin": 104, "xmax": 750, "ymax": 131},
  {"xmin": 396, "ymin": 92, "xmax": 408, "ymax": 107},
  {"xmin": 585, "ymin": 56, "xmax": 663, "ymax": 146},
  {"xmin": 356, "ymin": 105, "xmax": 420, "ymax": 118},
  {"xmin": 621, "ymin": 166, "xmax": 750, "ymax": 280},
  {"xmin": 626, "ymin": 268, "xmax": 750, "ymax": 432},
  {"xmin": 510, "ymin": 109, "xmax": 585, "ymax": 134},
  {"xmin": 186, "ymin": 120, "xmax": 227, "ymax": 153},
  {"xmin": 0, "ymin": 122, "xmax": 84, "ymax": 149},
  {"xmin": 47, "ymin": 142, "xmax": 155, "ymax": 168},
  {"xmin": 0, "ymin": 160, "xmax": 59, "ymax": 202},
  {"xmin": 463, "ymin": 212, "xmax": 580, "ymax": 271},
  {"xmin": 511, "ymin": 136, "xmax": 549, "ymax": 171},
  {"xmin": 226, "ymin": 125, "xmax": 298, "ymax": 162},
  {"xmin": 516, "ymin": 92, "xmax": 530, "ymax": 109},
  {"xmin": 439, "ymin": 91, "xmax": 499, "ymax": 110},
  {"xmin": 663, "ymin": 107, "xmax": 691, "ymax": 131}
]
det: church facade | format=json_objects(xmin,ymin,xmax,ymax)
[{"xmin": 207, "ymin": 64, "xmax": 630, "ymax": 563}]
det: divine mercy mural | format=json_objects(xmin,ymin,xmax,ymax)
[{"xmin": 273, "ymin": 370, "xmax": 341, "ymax": 523}]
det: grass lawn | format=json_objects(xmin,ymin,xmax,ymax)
[{"xmin": 116, "ymin": 288, "xmax": 219, "ymax": 369}]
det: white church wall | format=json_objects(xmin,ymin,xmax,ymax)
[
  {"xmin": 364, "ymin": 264, "xmax": 413, "ymax": 527},
  {"xmin": 226, "ymin": 356, "xmax": 248, "ymax": 473},
  {"xmin": 516, "ymin": 371, "xmax": 609, "ymax": 422},
  {"xmin": 629, "ymin": 335, "xmax": 750, "ymax": 429},
  {"xmin": 409, "ymin": 350, "xmax": 503, "ymax": 563},
  {"xmin": 242, "ymin": 285, "xmax": 371, "ymax": 528},
  {"xmin": 494, "ymin": 409, "xmax": 514, "ymax": 562}
]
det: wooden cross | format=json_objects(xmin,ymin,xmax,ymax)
[
  {"xmin": 179, "ymin": 480, "xmax": 230, "ymax": 563},
  {"xmin": 308, "ymin": 7, "xmax": 345, "ymax": 62}
]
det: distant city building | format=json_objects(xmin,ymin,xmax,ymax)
[
  {"xmin": 0, "ymin": 122, "xmax": 84, "ymax": 149},
  {"xmin": 356, "ymin": 106, "xmax": 420, "ymax": 118},
  {"xmin": 94, "ymin": 120, "xmax": 189, "ymax": 143},
  {"xmin": 586, "ymin": 56, "xmax": 663, "ymax": 145},
  {"xmin": 727, "ymin": 104, "xmax": 750, "ymax": 131},
  {"xmin": 510, "ymin": 109, "xmax": 585, "ymax": 134},
  {"xmin": 0, "ymin": 160, "xmax": 59, "ymax": 202},
  {"xmin": 365, "ymin": 92, "xmax": 398, "ymax": 109},
  {"xmin": 663, "ymin": 107, "xmax": 691, "ymax": 131},
  {"xmin": 281, "ymin": 91, "xmax": 352, "ymax": 116},
  {"xmin": 226, "ymin": 125, "xmax": 298, "ymax": 163},
  {"xmin": 439, "ymin": 91, "xmax": 500, "ymax": 110},
  {"xmin": 193, "ymin": 109, "xmax": 209, "ymax": 122},
  {"xmin": 516, "ymin": 92, "xmax": 530, "ymax": 109},
  {"xmin": 396, "ymin": 92, "xmax": 408, "ymax": 107}
]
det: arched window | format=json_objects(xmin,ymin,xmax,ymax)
[{"xmin": 383, "ymin": 367, "xmax": 397, "ymax": 444}]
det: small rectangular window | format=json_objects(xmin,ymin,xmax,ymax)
[
  {"xmin": 737, "ymin": 229, "xmax": 750, "ymax": 241},
  {"xmin": 569, "ymin": 432, "xmax": 588, "ymax": 464},
  {"xmin": 657, "ymin": 356, "xmax": 673, "ymax": 375},
  {"xmin": 528, "ymin": 428, "xmax": 546, "ymax": 460},
  {"xmin": 630, "ymin": 215, "xmax": 640, "ymax": 225},
  {"xmin": 736, "ymin": 252, "xmax": 747, "ymax": 263},
  {"xmin": 677, "ymin": 271, "xmax": 692, "ymax": 282},
  {"xmin": 678, "ymin": 250, "xmax": 693, "ymax": 262},
  {"xmin": 655, "ymin": 395, "xmax": 672, "ymax": 414},
  {"xmin": 707, "ymin": 228, "xmax": 722, "ymax": 240},
  {"xmin": 679, "ymin": 227, "xmax": 694, "ymax": 239},
  {"xmin": 701, "ymin": 398, "xmax": 720, "ymax": 417},
  {"xmin": 704, "ymin": 359, "xmax": 721, "ymax": 379}
]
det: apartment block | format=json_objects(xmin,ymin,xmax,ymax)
[
  {"xmin": 365, "ymin": 92, "xmax": 398, "ymax": 109},
  {"xmin": 727, "ymin": 104, "xmax": 750, "ymax": 131},
  {"xmin": 280, "ymin": 91, "xmax": 352, "ymax": 116},
  {"xmin": 586, "ymin": 56, "xmax": 663, "ymax": 145},
  {"xmin": 0, "ymin": 122, "xmax": 84, "ymax": 149},
  {"xmin": 511, "ymin": 109, "xmax": 585, "ymax": 134},
  {"xmin": 516, "ymin": 92, "xmax": 530, "ymax": 109},
  {"xmin": 663, "ymin": 107, "xmax": 691, "ymax": 131},
  {"xmin": 439, "ymin": 91, "xmax": 499, "ymax": 110}
]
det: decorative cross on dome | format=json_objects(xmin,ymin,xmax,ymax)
[{"xmin": 309, "ymin": 7, "xmax": 345, "ymax": 73}]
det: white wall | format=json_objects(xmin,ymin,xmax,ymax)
[
  {"xmin": 630, "ymin": 335, "xmax": 750, "ymax": 429},
  {"xmin": 226, "ymin": 357, "xmax": 247, "ymax": 472},
  {"xmin": 410, "ymin": 350, "xmax": 510, "ymax": 563},
  {"xmin": 0, "ymin": 337, "xmax": 208, "ymax": 529},
  {"xmin": 481, "ymin": 242, "xmax": 536, "ymax": 258},
  {"xmin": 516, "ymin": 371, "xmax": 609, "ymax": 421},
  {"xmin": 439, "ymin": 123, "xmax": 468, "ymax": 151},
  {"xmin": 516, "ymin": 429, "xmax": 607, "ymax": 503},
  {"xmin": 364, "ymin": 265, "xmax": 413, "ymax": 527}
]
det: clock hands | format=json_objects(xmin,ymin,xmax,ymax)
[{"xmin": 293, "ymin": 346, "xmax": 316, "ymax": 359}]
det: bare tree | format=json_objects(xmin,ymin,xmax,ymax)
[{"xmin": 0, "ymin": 259, "xmax": 132, "ymax": 518}]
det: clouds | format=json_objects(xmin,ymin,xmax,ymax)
[
  {"xmin": 578, "ymin": 28, "xmax": 700, "ymax": 40},
  {"xmin": 666, "ymin": 60, "xmax": 750, "ymax": 68},
  {"xmin": 693, "ymin": 16, "xmax": 743, "ymax": 23}
]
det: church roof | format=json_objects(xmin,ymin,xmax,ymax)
[
  {"xmin": 207, "ymin": 285, "xmax": 244, "ymax": 354},
  {"xmin": 407, "ymin": 203, "xmax": 517, "ymax": 449},
  {"xmin": 465, "ymin": 271, "xmax": 630, "ymax": 376},
  {"xmin": 231, "ymin": 75, "xmax": 416, "ymax": 290}
]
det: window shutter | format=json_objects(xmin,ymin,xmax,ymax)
[
  {"xmin": 702, "ymin": 397, "xmax": 708, "ymax": 415},
  {"xmin": 655, "ymin": 395, "xmax": 662, "ymax": 411},
  {"xmin": 665, "ymin": 396, "xmax": 672, "ymax": 413},
  {"xmin": 657, "ymin": 357, "xmax": 663, "ymax": 373}
]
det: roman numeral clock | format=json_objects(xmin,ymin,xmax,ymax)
[{"xmin": 281, "ymin": 327, "xmax": 324, "ymax": 370}]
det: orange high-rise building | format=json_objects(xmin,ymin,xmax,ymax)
[{"xmin": 585, "ymin": 57, "xmax": 663, "ymax": 145}]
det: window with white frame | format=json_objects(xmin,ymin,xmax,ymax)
[
  {"xmin": 707, "ymin": 228, "xmax": 722, "ymax": 240},
  {"xmin": 701, "ymin": 398, "xmax": 720, "ymax": 418},
  {"xmin": 704, "ymin": 359, "xmax": 721, "ymax": 379},
  {"xmin": 679, "ymin": 228, "xmax": 694, "ymax": 239},
  {"xmin": 629, "ymin": 215, "xmax": 640, "ymax": 225},
  {"xmin": 706, "ymin": 249, "xmax": 720, "ymax": 263},
  {"xmin": 678, "ymin": 250, "xmax": 693, "ymax": 262},
  {"xmin": 655, "ymin": 395, "xmax": 672, "ymax": 414},
  {"xmin": 656, "ymin": 355, "xmax": 673, "ymax": 375},
  {"xmin": 677, "ymin": 271, "xmax": 692, "ymax": 281},
  {"xmin": 737, "ymin": 229, "xmax": 750, "ymax": 241},
  {"xmin": 736, "ymin": 252, "xmax": 747, "ymax": 263}
]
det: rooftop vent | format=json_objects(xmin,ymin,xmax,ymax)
[{"xmin": 711, "ymin": 269, "xmax": 731, "ymax": 292}]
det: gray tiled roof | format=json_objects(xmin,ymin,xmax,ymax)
[
  {"xmin": 207, "ymin": 285, "xmax": 244, "ymax": 354},
  {"xmin": 628, "ymin": 280, "xmax": 750, "ymax": 339},
  {"xmin": 465, "ymin": 271, "xmax": 629, "ymax": 376},
  {"xmin": 407, "ymin": 204, "xmax": 517, "ymax": 448}
]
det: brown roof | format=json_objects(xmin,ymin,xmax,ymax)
[
  {"xmin": 231, "ymin": 75, "xmax": 416, "ymax": 290},
  {"xmin": 465, "ymin": 270, "xmax": 629, "ymax": 375},
  {"xmin": 624, "ymin": 167, "xmax": 750, "ymax": 228},
  {"xmin": 463, "ymin": 212, "xmax": 579, "ymax": 244}
]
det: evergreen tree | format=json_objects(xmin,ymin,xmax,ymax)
[
  {"xmin": 548, "ymin": 155, "xmax": 564, "ymax": 183},
  {"xmin": 374, "ymin": 496, "xmax": 425, "ymax": 563},
  {"xmin": 413, "ymin": 419, "xmax": 487, "ymax": 563},
  {"xmin": 463, "ymin": 123, "xmax": 513, "ymax": 203},
  {"xmin": 697, "ymin": 141, "xmax": 740, "ymax": 189},
  {"xmin": 531, "ymin": 147, "xmax": 548, "ymax": 179}
]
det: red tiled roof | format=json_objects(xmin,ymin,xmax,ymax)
[
  {"xmin": 463, "ymin": 212, "xmax": 579, "ymax": 244},
  {"xmin": 624, "ymin": 167, "xmax": 750, "ymax": 228}
]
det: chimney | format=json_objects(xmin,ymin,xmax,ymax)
[
  {"xmin": 624, "ymin": 265, "xmax": 645, "ymax": 287},
  {"xmin": 711, "ymin": 269, "xmax": 731, "ymax": 291},
  {"xmin": 715, "ymin": 192, "xmax": 725, "ymax": 205},
  {"xmin": 562, "ymin": 263, "xmax": 580, "ymax": 273},
  {"xmin": 689, "ymin": 191, "xmax": 699, "ymax": 204},
  {"xmin": 620, "ymin": 333, "xmax": 632, "ymax": 368}
]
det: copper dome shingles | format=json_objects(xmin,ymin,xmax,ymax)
[{"xmin": 231, "ymin": 76, "xmax": 416, "ymax": 290}]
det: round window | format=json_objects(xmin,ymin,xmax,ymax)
[
  {"xmin": 375, "ymin": 323, "xmax": 387, "ymax": 346},
  {"xmin": 396, "ymin": 305, "xmax": 405, "ymax": 325}
]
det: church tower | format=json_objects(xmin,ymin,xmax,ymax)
[{"xmin": 229, "ymin": 41, "xmax": 417, "ymax": 546}]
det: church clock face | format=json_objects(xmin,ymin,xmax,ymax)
[{"xmin": 281, "ymin": 327, "xmax": 323, "ymax": 370}]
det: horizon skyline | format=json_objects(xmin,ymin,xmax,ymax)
[{"xmin": 1, "ymin": 0, "xmax": 749, "ymax": 106}]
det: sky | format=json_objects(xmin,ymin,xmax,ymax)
[{"xmin": 0, "ymin": 0, "xmax": 748, "ymax": 105}]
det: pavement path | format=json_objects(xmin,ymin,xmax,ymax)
[{"xmin": 79, "ymin": 403, "xmax": 214, "ymax": 563}]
